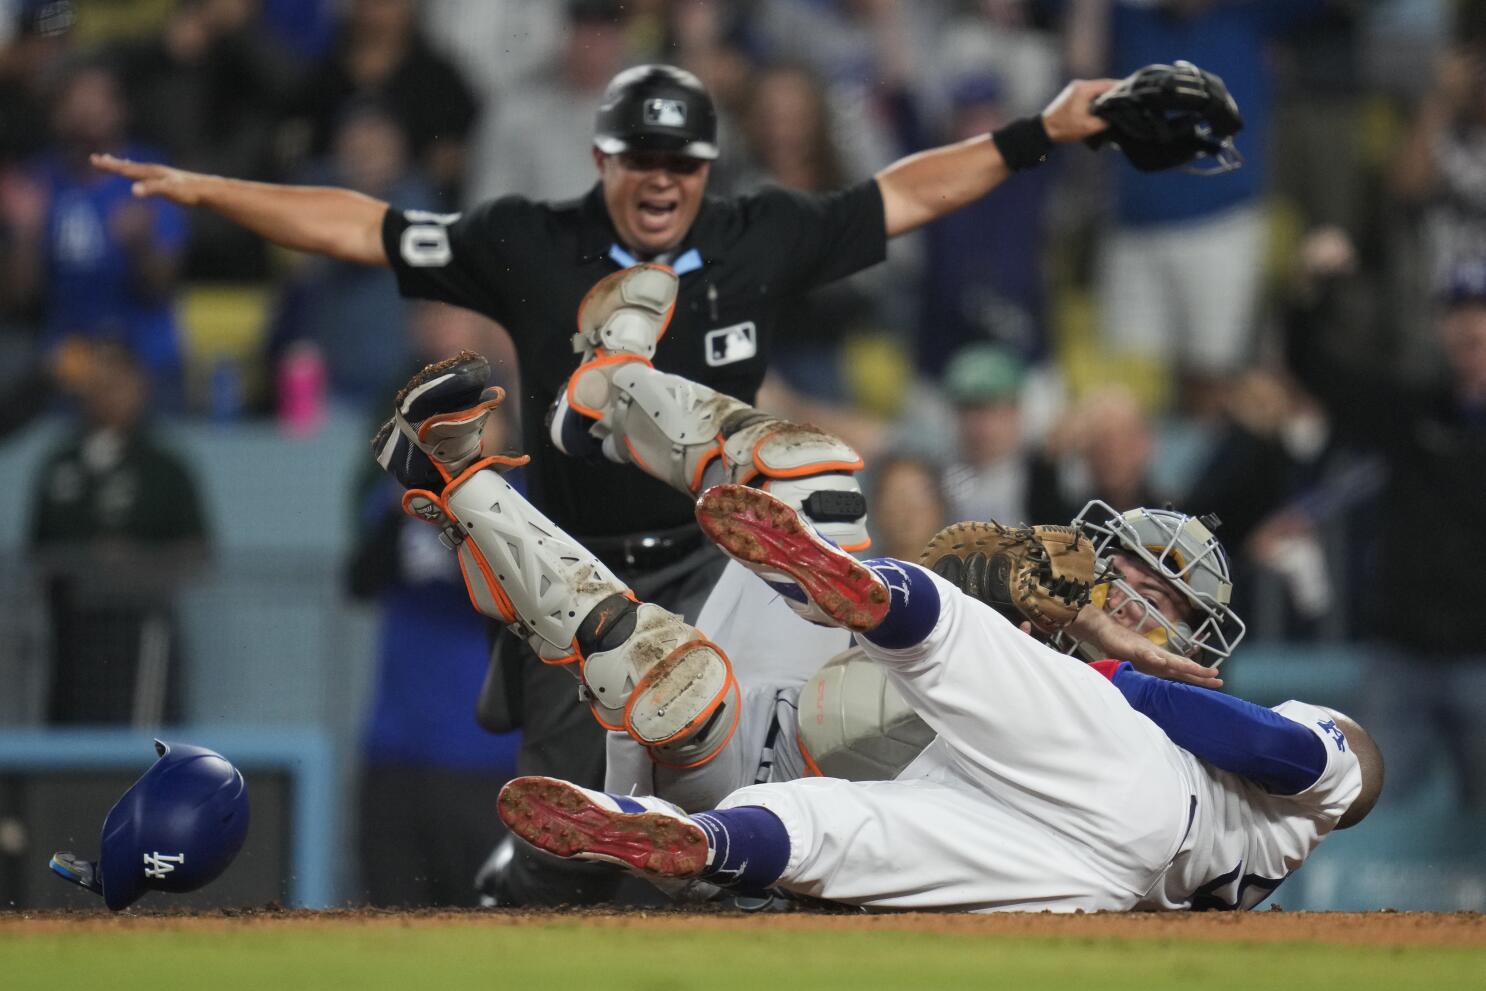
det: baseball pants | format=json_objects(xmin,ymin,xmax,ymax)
[{"xmin": 718, "ymin": 566, "xmax": 1197, "ymax": 912}]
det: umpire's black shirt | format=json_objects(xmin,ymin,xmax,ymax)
[{"xmin": 381, "ymin": 181, "xmax": 886, "ymax": 540}]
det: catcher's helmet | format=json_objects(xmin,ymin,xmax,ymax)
[
  {"xmin": 1069, "ymin": 501, "xmax": 1246, "ymax": 666},
  {"xmin": 594, "ymin": 64, "xmax": 718, "ymax": 160},
  {"xmin": 49, "ymin": 740, "xmax": 250, "ymax": 910}
]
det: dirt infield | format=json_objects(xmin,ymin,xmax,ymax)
[{"xmin": 2, "ymin": 907, "xmax": 1482, "ymax": 948}]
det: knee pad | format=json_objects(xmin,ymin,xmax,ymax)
[
  {"xmin": 713, "ymin": 416, "xmax": 868, "ymax": 551},
  {"xmin": 574, "ymin": 263, "xmax": 678, "ymax": 362},
  {"xmin": 796, "ymin": 647, "xmax": 934, "ymax": 781},
  {"xmin": 577, "ymin": 597, "xmax": 740, "ymax": 768},
  {"xmin": 557, "ymin": 362, "xmax": 871, "ymax": 550}
]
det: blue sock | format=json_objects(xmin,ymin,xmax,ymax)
[
  {"xmin": 860, "ymin": 559, "xmax": 942, "ymax": 649},
  {"xmin": 689, "ymin": 806, "xmax": 790, "ymax": 890}
]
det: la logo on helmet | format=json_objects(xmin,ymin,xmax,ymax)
[{"xmin": 143, "ymin": 852, "xmax": 186, "ymax": 879}]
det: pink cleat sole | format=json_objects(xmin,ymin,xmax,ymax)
[
  {"xmin": 695, "ymin": 485, "xmax": 888, "ymax": 632},
  {"xmin": 497, "ymin": 776, "xmax": 708, "ymax": 878}
]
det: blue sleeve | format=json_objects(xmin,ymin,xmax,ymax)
[{"xmin": 1105, "ymin": 662, "xmax": 1327, "ymax": 794}]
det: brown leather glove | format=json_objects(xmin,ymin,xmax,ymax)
[{"xmin": 920, "ymin": 521, "xmax": 1096, "ymax": 635}]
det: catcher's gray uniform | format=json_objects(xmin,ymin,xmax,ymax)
[{"xmin": 604, "ymin": 561, "xmax": 850, "ymax": 810}]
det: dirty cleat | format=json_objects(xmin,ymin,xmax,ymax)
[
  {"xmin": 497, "ymin": 776, "xmax": 708, "ymax": 878},
  {"xmin": 371, "ymin": 416, "xmax": 444, "ymax": 491},
  {"xmin": 380, "ymin": 350, "xmax": 518, "ymax": 481},
  {"xmin": 695, "ymin": 484, "xmax": 888, "ymax": 632},
  {"xmin": 395, "ymin": 350, "xmax": 493, "ymax": 427}
]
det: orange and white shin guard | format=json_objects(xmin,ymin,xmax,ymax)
[
  {"xmin": 560, "ymin": 263, "xmax": 869, "ymax": 551},
  {"xmin": 408, "ymin": 463, "xmax": 739, "ymax": 768}
]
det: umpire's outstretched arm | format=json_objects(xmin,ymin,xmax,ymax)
[
  {"xmin": 90, "ymin": 153, "xmax": 391, "ymax": 267},
  {"xmin": 93, "ymin": 77, "xmax": 1118, "ymax": 257},
  {"xmin": 874, "ymin": 78, "xmax": 1116, "ymax": 237}
]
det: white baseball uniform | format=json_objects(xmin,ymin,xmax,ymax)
[{"xmin": 709, "ymin": 568, "xmax": 1362, "ymax": 912}]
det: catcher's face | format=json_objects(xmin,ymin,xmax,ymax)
[
  {"xmin": 1103, "ymin": 551, "xmax": 1195, "ymax": 648},
  {"xmin": 596, "ymin": 148, "xmax": 711, "ymax": 256}
]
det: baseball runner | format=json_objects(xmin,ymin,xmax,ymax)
[{"xmin": 496, "ymin": 484, "xmax": 1383, "ymax": 912}]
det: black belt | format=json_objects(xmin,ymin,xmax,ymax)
[{"xmin": 579, "ymin": 521, "xmax": 707, "ymax": 573}]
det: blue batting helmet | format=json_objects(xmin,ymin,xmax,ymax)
[{"xmin": 50, "ymin": 740, "xmax": 250, "ymax": 910}]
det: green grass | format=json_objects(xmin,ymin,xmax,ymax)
[{"xmin": 2, "ymin": 923, "xmax": 1480, "ymax": 991}]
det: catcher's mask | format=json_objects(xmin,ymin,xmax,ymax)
[
  {"xmin": 1068, "ymin": 500, "xmax": 1246, "ymax": 666},
  {"xmin": 49, "ymin": 740, "xmax": 250, "ymax": 910}
]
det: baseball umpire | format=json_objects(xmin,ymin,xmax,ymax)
[{"xmin": 94, "ymin": 63, "xmax": 1125, "ymax": 904}]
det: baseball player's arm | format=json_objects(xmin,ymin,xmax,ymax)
[
  {"xmin": 90, "ymin": 153, "xmax": 389, "ymax": 267},
  {"xmin": 875, "ymin": 78, "xmax": 1116, "ymax": 237},
  {"xmin": 1067, "ymin": 604, "xmax": 1224, "ymax": 689},
  {"xmin": 1091, "ymin": 660, "xmax": 1326, "ymax": 794}
]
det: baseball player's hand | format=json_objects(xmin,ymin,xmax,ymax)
[
  {"xmin": 1040, "ymin": 79, "xmax": 1118, "ymax": 143},
  {"xmin": 1067, "ymin": 604, "xmax": 1224, "ymax": 689},
  {"xmin": 91, "ymin": 153, "xmax": 212, "ymax": 206}
]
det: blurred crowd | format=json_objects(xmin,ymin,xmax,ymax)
[{"xmin": 2, "ymin": 0, "xmax": 1485, "ymax": 904}]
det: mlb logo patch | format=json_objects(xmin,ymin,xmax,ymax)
[
  {"xmin": 644, "ymin": 98, "xmax": 687, "ymax": 128},
  {"xmin": 705, "ymin": 322, "xmax": 758, "ymax": 366}
]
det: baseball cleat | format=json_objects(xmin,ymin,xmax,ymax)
[
  {"xmin": 371, "ymin": 416, "xmax": 443, "ymax": 490},
  {"xmin": 375, "ymin": 350, "xmax": 525, "ymax": 482},
  {"xmin": 497, "ymin": 776, "xmax": 708, "ymax": 878},
  {"xmin": 393, "ymin": 350, "xmax": 492, "ymax": 427},
  {"xmin": 695, "ymin": 484, "xmax": 888, "ymax": 632}
]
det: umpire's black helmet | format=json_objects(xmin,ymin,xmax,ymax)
[{"xmin": 594, "ymin": 64, "xmax": 718, "ymax": 160}]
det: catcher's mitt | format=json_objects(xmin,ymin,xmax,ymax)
[
  {"xmin": 919, "ymin": 522, "xmax": 1095, "ymax": 635},
  {"xmin": 1087, "ymin": 60, "xmax": 1243, "ymax": 173}
]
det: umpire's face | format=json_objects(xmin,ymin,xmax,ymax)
[{"xmin": 595, "ymin": 148, "xmax": 711, "ymax": 256}]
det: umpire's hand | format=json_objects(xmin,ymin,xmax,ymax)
[
  {"xmin": 1041, "ymin": 79, "xmax": 1119, "ymax": 143},
  {"xmin": 91, "ymin": 153, "xmax": 212, "ymax": 206}
]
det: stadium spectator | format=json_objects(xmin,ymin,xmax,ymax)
[
  {"xmin": 289, "ymin": 0, "xmax": 477, "ymax": 207},
  {"xmin": 751, "ymin": 0, "xmax": 930, "ymax": 181},
  {"xmin": 1182, "ymin": 369, "xmax": 1349, "ymax": 635},
  {"xmin": 1284, "ymin": 226, "xmax": 1486, "ymax": 810},
  {"xmin": 348, "ymin": 302, "xmax": 520, "ymax": 907},
  {"xmin": 0, "ymin": 0, "xmax": 74, "ymax": 169},
  {"xmin": 114, "ymin": 0, "xmax": 298, "ymax": 279},
  {"xmin": 270, "ymin": 103, "xmax": 438, "ymax": 405},
  {"xmin": 463, "ymin": 0, "xmax": 629, "ymax": 205},
  {"xmin": 915, "ymin": 72, "xmax": 1055, "ymax": 375},
  {"xmin": 28, "ymin": 340, "xmax": 209, "ymax": 725},
  {"xmin": 256, "ymin": 0, "xmax": 338, "ymax": 67},
  {"xmin": 1067, "ymin": 0, "xmax": 1323, "ymax": 413},
  {"xmin": 0, "ymin": 58, "xmax": 187, "ymax": 403},
  {"xmin": 1392, "ymin": 44, "xmax": 1486, "ymax": 288},
  {"xmin": 1036, "ymin": 385, "xmax": 1161, "ymax": 521},
  {"xmin": 940, "ymin": 343, "xmax": 1037, "ymax": 525},
  {"xmin": 419, "ymin": 0, "xmax": 563, "ymax": 103},
  {"xmin": 865, "ymin": 452, "xmax": 949, "ymax": 561},
  {"xmin": 732, "ymin": 62, "xmax": 885, "ymax": 399}
]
